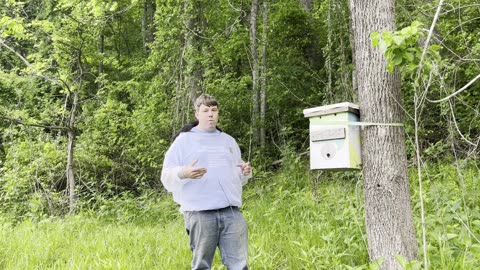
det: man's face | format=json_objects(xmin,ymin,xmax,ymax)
[{"xmin": 195, "ymin": 104, "xmax": 219, "ymax": 132}]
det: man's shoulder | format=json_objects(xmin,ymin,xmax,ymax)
[
  {"xmin": 178, "ymin": 129, "xmax": 236, "ymax": 142},
  {"xmin": 218, "ymin": 132, "xmax": 237, "ymax": 143},
  {"xmin": 215, "ymin": 130, "xmax": 229, "ymax": 137},
  {"xmin": 172, "ymin": 132, "xmax": 192, "ymax": 144}
]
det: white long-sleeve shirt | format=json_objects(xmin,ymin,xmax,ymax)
[{"xmin": 161, "ymin": 127, "xmax": 251, "ymax": 212}]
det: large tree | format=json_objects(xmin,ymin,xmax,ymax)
[{"xmin": 349, "ymin": 0, "xmax": 418, "ymax": 269}]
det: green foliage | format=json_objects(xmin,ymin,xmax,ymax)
[
  {"xmin": 314, "ymin": 0, "xmax": 354, "ymax": 103},
  {"xmin": 75, "ymin": 80, "xmax": 171, "ymax": 196},
  {"xmin": 0, "ymin": 72, "xmax": 67, "ymax": 219},
  {"xmin": 371, "ymin": 21, "xmax": 441, "ymax": 75},
  {"xmin": 0, "ymin": 16, "xmax": 29, "ymax": 39},
  {"xmin": 411, "ymin": 161, "xmax": 480, "ymax": 269},
  {"xmin": 2, "ymin": 161, "xmax": 478, "ymax": 268},
  {"xmin": 1, "ymin": 0, "xmax": 151, "ymax": 216},
  {"xmin": 372, "ymin": 9, "xmax": 480, "ymax": 159},
  {"xmin": 395, "ymin": 255, "xmax": 422, "ymax": 270},
  {"xmin": 0, "ymin": 215, "xmax": 191, "ymax": 269},
  {"xmin": 0, "ymin": 134, "xmax": 66, "ymax": 220},
  {"xmin": 1, "ymin": 7, "xmax": 479, "ymax": 270},
  {"xmin": 242, "ymin": 155, "xmax": 369, "ymax": 268},
  {"xmin": 80, "ymin": 190, "xmax": 180, "ymax": 225}
]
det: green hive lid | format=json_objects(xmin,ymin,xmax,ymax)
[{"xmin": 303, "ymin": 102, "xmax": 359, "ymax": 118}]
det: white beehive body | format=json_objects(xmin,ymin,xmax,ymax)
[{"xmin": 303, "ymin": 102, "xmax": 362, "ymax": 170}]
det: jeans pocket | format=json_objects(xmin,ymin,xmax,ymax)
[{"xmin": 184, "ymin": 211, "xmax": 193, "ymax": 232}]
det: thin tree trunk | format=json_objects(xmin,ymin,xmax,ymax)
[
  {"xmin": 260, "ymin": 0, "xmax": 267, "ymax": 148},
  {"xmin": 250, "ymin": 0, "xmax": 259, "ymax": 146},
  {"xmin": 149, "ymin": 1, "xmax": 156, "ymax": 44},
  {"xmin": 142, "ymin": 0, "xmax": 148, "ymax": 52},
  {"xmin": 184, "ymin": 0, "xmax": 203, "ymax": 106},
  {"xmin": 346, "ymin": 1, "xmax": 358, "ymax": 100},
  {"xmin": 98, "ymin": 30, "xmax": 104, "ymax": 89},
  {"xmin": 326, "ymin": 0, "xmax": 333, "ymax": 102},
  {"xmin": 142, "ymin": 0, "xmax": 156, "ymax": 52},
  {"xmin": 173, "ymin": 62, "xmax": 185, "ymax": 138},
  {"xmin": 67, "ymin": 90, "xmax": 78, "ymax": 213},
  {"xmin": 349, "ymin": 0, "xmax": 418, "ymax": 269},
  {"xmin": 299, "ymin": 0, "xmax": 313, "ymax": 11}
]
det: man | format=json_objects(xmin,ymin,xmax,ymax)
[{"xmin": 161, "ymin": 94, "xmax": 252, "ymax": 270}]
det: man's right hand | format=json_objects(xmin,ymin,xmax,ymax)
[{"xmin": 182, "ymin": 160, "xmax": 207, "ymax": 179}]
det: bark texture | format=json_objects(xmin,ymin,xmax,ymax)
[{"xmin": 349, "ymin": 0, "xmax": 418, "ymax": 269}]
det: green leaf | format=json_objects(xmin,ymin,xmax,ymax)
[
  {"xmin": 378, "ymin": 40, "xmax": 388, "ymax": 53},
  {"xmin": 428, "ymin": 44, "xmax": 442, "ymax": 51},
  {"xmin": 411, "ymin": 20, "xmax": 424, "ymax": 28},
  {"xmin": 404, "ymin": 52, "xmax": 414, "ymax": 62},
  {"xmin": 0, "ymin": 16, "xmax": 28, "ymax": 39},
  {"xmin": 369, "ymin": 258, "xmax": 384, "ymax": 270},
  {"xmin": 382, "ymin": 31, "xmax": 393, "ymax": 47},
  {"xmin": 371, "ymin": 32, "xmax": 380, "ymax": 48},
  {"xmin": 109, "ymin": 2, "xmax": 118, "ymax": 12},
  {"xmin": 395, "ymin": 255, "xmax": 408, "ymax": 268},
  {"xmin": 407, "ymin": 63, "xmax": 418, "ymax": 72},
  {"xmin": 393, "ymin": 36, "xmax": 404, "ymax": 46},
  {"xmin": 446, "ymin": 233, "xmax": 458, "ymax": 240},
  {"xmin": 387, "ymin": 62, "xmax": 395, "ymax": 73},
  {"xmin": 393, "ymin": 54, "xmax": 403, "ymax": 65}
]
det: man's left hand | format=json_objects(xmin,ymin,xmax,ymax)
[{"xmin": 237, "ymin": 162, "xmax": 251, "ymax": 176}]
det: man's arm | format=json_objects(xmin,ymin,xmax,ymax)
[
  {"xmin": 161, "ymin": 138, "xmax": 188, "ymax": 192},
  {"xmin": 232, "ymin": 140, "xmax": 252, "ymax": 186},
  {"xmin": 161, "ymin": 140, "xmax": 207, "ymax": 192}
]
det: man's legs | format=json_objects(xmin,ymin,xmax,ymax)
[
  {"xmin": 184, "ymin": 211, "xmax": 219, "ymax": 270},
  {"xmin": 218, "ymin": 208, "xmax": 248, "ymax": 270}
]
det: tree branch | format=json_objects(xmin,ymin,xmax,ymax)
[
  {"xmin": 427, "ymin": 73, "xmax": 480, "ymax": 103},
  {"xmin": 0, "ymin": 116, "xmax": 68, "ymax": 131},
  {"xmin": 415, "ymin": 0, "xmax": 444, "ymax": 84},
  {"xmin": 413, "ymin": 2, "xmax": 444, "ymax": 270},
  {"xmin": 0, "ymin": 38, "xmax": 58, "ymax": 84}
]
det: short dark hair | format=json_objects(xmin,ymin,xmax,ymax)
[{"xmin": 194, "ymin": 94, "xmax": 218, "ymax": 111}]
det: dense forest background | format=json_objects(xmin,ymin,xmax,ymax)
[
  {"xmin": 2, "ymin": 0, "xmax": 478, "ymax": 216},
  {"xmin": 0, "ymin": 0, "xmax": 480, "ymax": 269},
  {"xmin": 0, "ymin": 0, "xmax": 479, "ymax": 268}
]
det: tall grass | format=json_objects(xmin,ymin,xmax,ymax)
[
  {"xmin": 411, "ymin": 161, "xmax": 480, "ymax": 269},
  {"xmin": 0, "ymin": 159, "xmax": 478, "ymax": 269},
  {"xmin": 0, "ymin": 217, "xmax": 191, "ymax": 269}
]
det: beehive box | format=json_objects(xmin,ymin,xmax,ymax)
[{"xmin": 303, "ymin": 102, "xmax": 362, "ymax": 170}]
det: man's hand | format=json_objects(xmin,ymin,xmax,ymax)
[
  {"xmin": 182, "ymin": 160, "xmax": 207, "ymax": 179},
  {"xmin": 237, "ymin": 162, "xmax": 251, "ymax": 176}
]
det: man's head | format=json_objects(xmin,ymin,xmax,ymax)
[
  {"xmin": 194, "ymin": 94, "xmax": 219, "ymax": 132},
  {"xmin": 194, "ymin": 94, "xmax": 218, "ymax": 111}
]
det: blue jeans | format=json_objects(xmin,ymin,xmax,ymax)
[{"xmin": 184, "ymin": 207, "xmax": 248, "ymax": 270}]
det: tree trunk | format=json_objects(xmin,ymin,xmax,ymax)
[
  {"xmin": 346, "ymin": 1, "xmax": 358, "ymax": 100},
  {"xmin": 142, "ymin": 0, "xmax": 148, "ymax": 52},
  {"xmin": 326, "ymin": 0, "xmax": 332, "ymax": 102},
  {"xmin": 149, "ymin": 2, "xmax": 156, "ymax": 44},
  {"xmin": 98, "ymin": 30, "xmax": 104, "ymax": 89},
  {"xmin": 250, "ymin": 0, "xmax": 260, "ymax": 146},
  {"xmin": 67, "ymin": 90, "xmax": 78, "ymax": 213},
  {"xmin": 183, "ymin": 0, "xmax": 204, "ymax": 106},
  {"xmin": 260, "ymin": 0, "xmax": 267, "ymax": 148},
  {"xmin": 142, "ymin": 0, "xmax": 156, "ymax": 52},
  {"xmin": 349, "ymin": 1, "xmax": 418, "ymax": 269},
  {"xmin": 299, "ymin": 0, "xmax": 313, "ymax": 11}
]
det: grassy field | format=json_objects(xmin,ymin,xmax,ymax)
[{"xmin": 0, "ymin": 160, "xmax": 479, "ymax": 269}]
